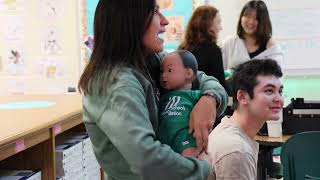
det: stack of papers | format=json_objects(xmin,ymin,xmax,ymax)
[
  {"xmin": 55, "ymin": 141, "xmax": 84, "ymax": 180},
  {"xmin": 56, "ymin": 132, "xmax": 101, "ymax": 180}
]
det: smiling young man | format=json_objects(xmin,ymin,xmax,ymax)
[{"xmin": 207, "ymin": 59, "xmax": 283, "ymax": 180}]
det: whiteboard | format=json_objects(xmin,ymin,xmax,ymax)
[{"xmin": 265, "ymin": 0, "xmax": 320, "ymax": 75}]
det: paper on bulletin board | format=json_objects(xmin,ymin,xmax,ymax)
[
  {"xmin": 41, "ymin": 27, "xmax": 63, "ymax": 55},
  {"xmin": 5, "ymin": 45, "xmax": 26, "ymax": 76},
  {"xmin": 0, "ymin": 0, "xmax": 24, "ymax": 12},
  {"xmin": 159, "ymin": 0, "xmax": 173, "ymax": 10},
  {"xmin": 38, "ymin": 0, "xmax": 64, "ymax": 18},
  {"xmin": 37, "ymin": 57, "xmax": 64, "ymax": 79},
  {"xmin": 161, "ymin": 0, "xmax": 193, "ymax": 51},
  {"xmin": 2, "ymin": 15, "xmax": 25, "ymax": 41},
  {"xmin": 164, "ymin": 16, "xmax": 184, "ymax": 43}
]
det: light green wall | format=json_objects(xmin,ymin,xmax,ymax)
[{"xmin": 284, "ymin": 76, "xmax": 320, "ymax": 101}]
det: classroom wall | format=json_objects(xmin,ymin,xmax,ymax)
[{"xmin": 0, "ymin": 0, "xmax": 82, "ymax": 95}]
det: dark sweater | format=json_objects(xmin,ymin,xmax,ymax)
[{"xmin": 190, "ymin": 42, "xmax": 226, "ymax": 89}]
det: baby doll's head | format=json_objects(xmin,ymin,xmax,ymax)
[{"xmin": 160, "ymin": 50, "xmax": 198, "ymax": 90}]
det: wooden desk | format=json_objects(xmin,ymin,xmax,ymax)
[
  {"xmin": 255, "ymin": 135, "xmax": 291, "ymax": 147},
  {"xmin": 0, "ymin": 94, "xmax": 83, "ymax": 180}
]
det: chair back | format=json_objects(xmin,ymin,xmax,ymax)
[{"xmin": 281, "ymin": 131, "xmax": 320, "ymax": 180}]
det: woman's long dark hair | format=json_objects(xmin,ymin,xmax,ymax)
[
  {"xmin": 237, "ymin": 0, "xmax": 272, "ymax": 47},
  {"xmin": 78, "ymin": 0, "xmax": 155, "ymax": 95}
]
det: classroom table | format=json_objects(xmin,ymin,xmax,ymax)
[
  {"xmin": 255, "ymin": 134, "xmax": 291, "ymax": 146},
  {"xmin": 0, "ymin": 94, "xmax": 88, "ymax": 180}
]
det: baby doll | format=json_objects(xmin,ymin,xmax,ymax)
[{"xmin": 157, "ymin": 50, "xmax": 201, "ymax": 157}]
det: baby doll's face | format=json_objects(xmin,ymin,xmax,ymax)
[{"xmin": 160, "ymin": 53, "xmax": 191, "ymax": 90}]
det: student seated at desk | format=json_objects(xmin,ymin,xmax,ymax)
[{"xmin": 206, "ymin": 59, "xmax": 284, "ymax": 180}]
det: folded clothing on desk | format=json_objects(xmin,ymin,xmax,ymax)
[{"xmin": 283, "ymin": 98, "xmax": 320, "ymax": 135}]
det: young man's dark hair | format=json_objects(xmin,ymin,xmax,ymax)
[{"xmin": 232, "ymin": 59, "xmax": 282, "ymax": 109}]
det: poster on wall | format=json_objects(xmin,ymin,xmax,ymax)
[
  {"xmin": 41, "ymin": 28, "xmax": 63, "ymax": 55},
  {"xmin": 38, "ymin": 0, "xmax": 64, "ymax": 18},
  {"xmin": 5, "ymin": 46, "xmax": 25, "ymax": 76},
  {"xmin": 0, "ymin": 0, "xmax": 24, "ymax": 12},
  {"xmin": 161, "ymin": 0, "xmax": 193, "ymax": 51},
  {"xmin": 164, "ymin": 16, "xmax": 184, "ymax": 43},
  {"xmin": 2, "ymin": 15, "xmax": 24, "ymax": 42},
  {"xmin": 159, "ymin": 0, "xmax": 174, "ymax": 10},
  {"xmin": 37, "ymin": 57, "xmax": 64, "ymax": 79}
]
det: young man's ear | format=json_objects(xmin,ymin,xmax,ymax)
[
  {"xmin": 236, "ymin": 90, "xmax": 249, "ymax": 105},
  {"xmin": 185, "ymin": 68, "xmax": 194, "ymax": 80}
]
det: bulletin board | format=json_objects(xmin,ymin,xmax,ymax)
[
  {"xmin": 0, "ymin": 0, "xmax": 83, "ymax": 95},
  {"xmin": 161, "ymin": 0, "xmax": 196, "ymax": 52}
]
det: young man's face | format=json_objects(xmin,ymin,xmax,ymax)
[
  {"xmin": 247, "ymin": 75, "xmax": 284, "ymax": 121},
  {"xmin": 160, "ymin": 53, "xmax": 191, "ymax": 90}
]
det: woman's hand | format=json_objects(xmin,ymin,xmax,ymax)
[{"xmin": 189, "ymin": 95, "xmax": 217, "ymax": 151}]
